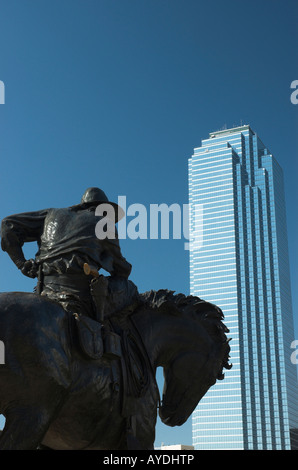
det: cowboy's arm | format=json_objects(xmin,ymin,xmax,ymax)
[
  {"xmin": 112, "ymin": 250, "xmax": 132, "ymax": 278},
  {"xmin": 1, "ymin": 209, "xmax": 48, "ymax": 277},
  {"xmin": 101, "ymin": 233, "xmax": 132, "ymax": 279}
]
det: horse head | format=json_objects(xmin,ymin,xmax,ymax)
[{"xmin": 140, "ymin": 291, "xmax": 232, "ymax": 427}]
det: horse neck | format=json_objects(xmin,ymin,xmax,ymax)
[{"xmin": 133, "ymin": 308, "xmax": 184, "ymax": 371}]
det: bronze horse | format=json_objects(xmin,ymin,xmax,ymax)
[{"xmin": 0, "ymin": 289, "xmax": 231, "ymax": 450}]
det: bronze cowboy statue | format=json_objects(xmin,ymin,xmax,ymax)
[
  {"xmin": 1, "ymin": 187, "xmax": 138, "ymax": 322},
  {"xmin": 0, "ymin": 188, "xmax": 231, "ymax": 450}
]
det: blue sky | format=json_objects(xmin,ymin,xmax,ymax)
[{"xmin": 0, "ymin": 0, "xmax": 297, "ymax": 447}]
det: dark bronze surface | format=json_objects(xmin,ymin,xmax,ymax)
[{"xmin": 0, "ymin": 189, "xmax": 231, "ymax": 450}]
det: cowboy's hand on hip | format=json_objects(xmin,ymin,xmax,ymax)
[{"xmin": 21, "ymin": 259, "xmax": 38, "ymax": 279}]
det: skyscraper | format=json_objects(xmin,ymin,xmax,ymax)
[{"xmin": 188, "ymin": 125, "xmax": 298, "ymax": 450}]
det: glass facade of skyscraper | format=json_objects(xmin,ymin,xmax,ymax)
[{"xmin": 189, "ymin": 125, "xmax": 298, "ymax": 450}]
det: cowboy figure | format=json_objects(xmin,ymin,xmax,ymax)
[{"xmin": 0, "ymin": 187, "xmax": 138, "ymax": 320}]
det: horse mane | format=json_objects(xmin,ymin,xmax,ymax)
[
  {"xmin": 112, "ymin": 287, "xmax": 228, "ymax": 337},
  {"xmin": 139, "ymin": 288, "xmax": 225, "ymax": 321},
  {"xmin": 138, "ymin": 289, "xmax": 232, "ymax": 374},
  {"xmin": 109, "ymin": 287, "xmax": 231, "ymax": 376}
]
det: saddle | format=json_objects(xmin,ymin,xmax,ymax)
[
  {"xmin": 110, "ymin": 312, "xmax": 160, "ymax": 450},
  {"xmin": 70, "ymin": 271, "xmax": 159, "ymax": 449},
  {"xmin": 72, "ymin": 274, "xmax": 141, "ymax": 361},
  {"xmin": 73, "ymin": 313, "xmax": 121, "ymax": 361},
  {"xmin": 73, "ymin": 305, "xmax": 160, "ymax": 450}
]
